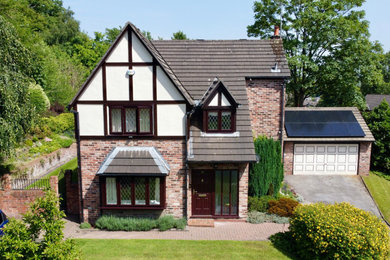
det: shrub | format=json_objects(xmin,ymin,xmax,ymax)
[
  {"xmin": 80, "ymin": 222, "xmax": 91, "ymax": 229},
  {"xmin": 95, "ymin": 215, "xmax": 187, "ymax": 232},
  {"xmin": 40, "ymin": 113, "xmax": 74, "ymax": 135},
  {"xmin": 268, "ymin": 198, "xmax": 299, "ymax": 217},
  {"xmin": 249, "ymin": 136, "xmax": 284, "ymax": 197},
  {"xmin": 28, "ymin": 83, "xmax": 50, "ymax": 115},
  {"xmin": 248, "ymin": 211, "xmax": 289, "ymax": 224},
  {"xmin": 248, "ymin": 196, "xmax": 274, "ymax": 212},
  {"xmin": 290, "ymin": 202, "xmax": 390, "ymax": 260}
]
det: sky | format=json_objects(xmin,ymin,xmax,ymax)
[{"xmin": 62, "ymin": 0, "xmax": 390, "ymax": 51}]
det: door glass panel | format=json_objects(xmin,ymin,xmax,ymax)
[
  {"xmin": 106, "ymin": 177, "xmax": 117, "ymax": 205},
  {"xmin": 230, "ymin": 171, "xmax": 238, "ymax": 215},
  {"xmin": 215, "ymin": 171, "xmax": 222, "ymax": 215},
  {"xmin": 120, "ymin": 178, "xmax": 131, "ymax": 205},
  {"xmin": 135, "ymin": 178, "xmax": 146, "ymax": 205},
  {"xmin": 111, "ymin": 109, "xmax": 122, "ymax": 132},
  {"xmin": 139, "ymin": 108, "xmax": 150, "ymax": 133},
  {"xmin": 149, "ymin": 177, "xmax": 160, "ymax": 205},
  {"xmin": 125, "ymin": 108, "xmax": 136, "ymax": 132},
  {"xmin": 222, "ymin": 170, "xmax": 230, "ymax": 215},
  {"xmin": 208, "ymin": 112, "xmax": 218, "ymax": 130}
]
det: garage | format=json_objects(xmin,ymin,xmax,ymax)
[
  {"xmin": 293, "ymin": 144, "xmax": 358, "ymax": 175},
  {"xmin": 283, "ymin": 107, "xmax": 375, "ymax": 176}
]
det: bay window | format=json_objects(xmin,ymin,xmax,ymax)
[
  {"xmin": 101, "ymin": 176, "xmax": 165, "ymax": 208},
  {"xmin": 110, "ymin": 106, "xmax": 152, "ymax": 135}
]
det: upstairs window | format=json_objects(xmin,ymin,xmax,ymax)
[
  {"xmin": 110, "ymin": 106, "xmax": 152, "ymax": 135},
  {"xmin": 203, "ymin": 91, "xmax": 236, "ymax": 133}
]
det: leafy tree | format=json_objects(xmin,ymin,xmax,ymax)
[
  {"xmin": 0, "ymin": 189, "xmax": 81, "ymax": 259},
  {"xmin": 172, "ymin": 30, "xmax": 188, "ymax": 40},
  {"xmin": 363, "ymin": 100, "xmax": 390, "ymax": 173},
  {"xmin": 142, "ymin": 30, "xmax": 153, "ymax": 41},
  {"xmin": 28, "ymin": 83, "xmax": 50, "ymax": 114},
  {"xmin": 249, "ymin": 136, "xmax": 284, "ymax": 197},
  {"xmin": 247, "ymin": 0, "xmax": 383, "ymax": 107}
]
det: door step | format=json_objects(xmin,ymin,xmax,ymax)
[{"xmin": 188, "ymin": 218, "xmax": 215, "ymax": 227}]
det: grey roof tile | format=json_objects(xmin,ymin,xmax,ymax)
[{"xmin": 365, "ymin": 94, "xmax": 390, "ymax": 110}]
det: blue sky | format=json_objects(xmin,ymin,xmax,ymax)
[{"xmin": 62, "ymin": 0, "xmax": 390, "ymax": 51}]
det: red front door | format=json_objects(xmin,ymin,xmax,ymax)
[{"xmin": 192, "ymin": 171, "xmax": 213, "ymax": 216}]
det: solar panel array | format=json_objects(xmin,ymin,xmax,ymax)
[{"xmin": 285, "ymin": 111, "xmax": 365, "ymax": 137}]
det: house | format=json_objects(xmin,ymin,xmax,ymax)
[
  {"xmin": 365, "ymin": 94, "xmax": 390, "ymax": 110},
  {"xmin": 68, "ymin": 22, "xmax": 373, "ymax": 223}
]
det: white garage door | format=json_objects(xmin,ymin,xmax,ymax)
[{"xmin": 294, "ymin": 144, "xmax": 358, "ymax": 175}]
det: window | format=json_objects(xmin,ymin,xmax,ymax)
[
  {"xmin": 102, "ymin": 176, "xmax": 164, "ymax": 208},
  {"xmin": 109, "ymin": 106, "xmax": 152, "ymax": 135},
  {"xmin": 205, "ymin": 110, "xmax": 235, "ymax": 132},
  {"xmin": 215, "ymin": 170, "xmax": 238, "ymax": 216}
]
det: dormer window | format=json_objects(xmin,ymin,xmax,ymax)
[{"xmin": 201, "ymin": 80, "xmax": 238, "ymax": 133}]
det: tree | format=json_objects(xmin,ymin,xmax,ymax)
[
  {"xmin": 363, "ymin": 100, "xmax": 390, "ymax": 173},
  {"xmin": 0, "ymin": 189, "xmax": 80, "ymax": 259},
  {"xmin": 247, "ymin": 0, "xmax": 383, "ymax": 107},
  {"xmin": 142, "ymin": 30, "xmax": 153, "ymax": 41},
  {"xmin": 172, "ymin": 30, "xmax": 188, "ymax": 40}
]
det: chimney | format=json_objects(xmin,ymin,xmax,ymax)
[{"xmin": 271, "ymin": 25, "xmax": 280, "ymax": 39}]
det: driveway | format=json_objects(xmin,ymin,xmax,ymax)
[{"xmin": 284, "ymin": 175, "xmax": 381, "ymax": 217}]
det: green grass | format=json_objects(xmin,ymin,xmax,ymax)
[
  {"xmin": 362, "ymin": 172, "xmax": 390, "ymax": 222},
  {"xmin": 74, "ymin": 239, "xmax": 291, "ymax": 260},
  {"xmin": 26, "ymin": 157, "xmax": 77, "ymax": 189}
]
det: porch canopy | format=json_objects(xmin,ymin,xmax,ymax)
[{"xmin": 97, "ymin": 147, "xmax": 170, "ymax": 176}]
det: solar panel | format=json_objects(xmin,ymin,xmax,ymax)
[{"xmin": 285, "ymin": 111, "xmax": 365, "ymax": 137}]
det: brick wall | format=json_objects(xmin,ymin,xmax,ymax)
[
  {"xmin": 246, "ymin": 79, "xmax": 284, "ymax": 139},
  {"xmin": 0, "ymin": 175, "xmax": 58, "ymax": 219},
  {"xmin": 65, "ymin": 170, "xmax": 80, "ymax": 215},
  {"xmin": 79, "ymin": 139, "xmax": 186, "ymax": 223},
  {"xmin": 358, "ymin": 142, "xmax": 372, "ymax": 176},
  {"xmin": 283, "ymin": 141, "xmax": 294, "ymax": 175}
]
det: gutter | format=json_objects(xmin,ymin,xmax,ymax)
[{"xmin": 68, "ymin": 107, "xmax": 84, "ymax": 223}]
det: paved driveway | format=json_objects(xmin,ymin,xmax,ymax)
[{"xmin": 284, "ymin": 175, "xmax": 381, "ymax": 217}]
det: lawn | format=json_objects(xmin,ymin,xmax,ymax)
[
  {"xmin": 74, "ymin": 239, "xmax": 291, "ymax": 260},
  {"xmin": 362, "ymin": 172, "xmax": 390, "ymax": 223}
]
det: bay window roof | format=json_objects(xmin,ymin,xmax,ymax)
[{"xmin": 97, "ymin": 147, "xmax": 170, "ymax": 176}]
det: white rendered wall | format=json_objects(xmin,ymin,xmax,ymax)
[
  {"xmin": 106, "ymin": 31, "xmax": 129, "ymax": 62},
  {"xmin": 106, "ymin": 66, "xmax": 129, "ymax": 100},
  {"xmin": 78, "ymin": 105, "xmax": 104, "ymax": 136},
  {"xmin": 221, "ymin": 93, "xmax": 231, "ymax": 106},
  {"xmin": 156, "ymin": 67, "xmax": 184, "ymax": 101},
  {"xmin": 209, "ymin": 94, "xmax": 218, "ymax": 106},
  {"xmin": 133, "ymin": 66, "xmax": 153, "ymax": 100},
  {"xmin": 157, "ymin": 104, "xmax": 186, "ymax": 136},
  {"xmin": 132, "ymin": 32, "xmax": 152, "ymax": 62},
  {"xmin": 79, "ymin": 68, "xmax": 103, "ymax": 100}
]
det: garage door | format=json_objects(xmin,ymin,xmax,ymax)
[{"xmin": 294, "ymin": 144, "xmax": 358, "ymax": 175}]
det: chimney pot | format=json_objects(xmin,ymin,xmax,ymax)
[{"xmin": 274, "ymin": 25, "xmax": 280, "ymax": 37}]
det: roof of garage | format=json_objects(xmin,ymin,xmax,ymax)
[{"xmin": 283, "ymin": 107, "xmax": 374, "ymax": 142}]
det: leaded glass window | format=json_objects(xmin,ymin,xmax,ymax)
[
  {"xmin": 149, "ymin": 177, "xmax": 160, "ymax": 205},
  {"xmin": 111, "ymin": 108, "xmax": 122, "ymax": 132},
  {"xmin": 106, "ymin": 177, "xmax": 117, "ymax": 205},
  {"xmin": 125, "ymin": 108, "xmax": 136, "ymax": 133},
  {"xmin": 139, "ymin": 108, "xmax": 150, "ymax": 133},
  {"xmin": 120, "ymin": 178, "xmax": 132, "ymax": 205},
  {"xmin": 109, "ymin": 106, "xmax": 152, "ymax": 135},
  {"xmin": 135, "ymin": 178, "xmax": 146, "ymax": 205},
  {"xmin": 208, "ymin": 112, "xmax": 218, "ymax": 130},
  {"xmin": 221, "ymin": 111, "xmax": 231, "ymax": 130}
]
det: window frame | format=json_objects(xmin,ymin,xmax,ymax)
[
  {"xmin": 109, "ymin": 106, "xmax": 153, "ymax": 136},
  {"xmin": 213, "ymin": 170, "xmax": 239, "ymax": 217},
  {"xmin": 100, "ymin": 176, "xmax": 166, "ymax": 209},
  {"xmin": 204, "ymin": 109, "xmax": 236, "ymax": 133}
]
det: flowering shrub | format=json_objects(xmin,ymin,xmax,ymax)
[
  {"xmin": 268, "ymin": 197, "xmax": 299, "ymax": 217},
  {"xmin": 290, "ymin": 202, "xmax": 390, "ymax": 259}
]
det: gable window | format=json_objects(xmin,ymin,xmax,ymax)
[
  {"xmin": 101, "ymin": 176, "xmax": 165, "ymax": 209},
  {"xmin": 109, "ymin": 106, "xmax": 152, "ymax": 135},
  {"xmin": 204, "ymin": 92, "xmax": 236, "ymax": 133}
]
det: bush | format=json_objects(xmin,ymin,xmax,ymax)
[
  {"xmin": 249, "ymin": 136, "xmax": 284, "ymax": 197},
  {"xmin": 248, "ymin": 196, "xmax": 274, "ymax": 212},
  {"xmin": 268, "ymin": 198, "xmax": 299, "ymax": 217},
  {"xmin": 95, "ymin": 215, "xmax": 187, "ymax": 232},
  {"xmin": 80, "ymin": 222, "xmax": 91, "ymax": 229},
  {"xmin": 40, "ymin": 113, "xmax": 74, "ymax": 134},
  {"xmin": 248, "ymin": 211, "xmax": 289, "ymax": 224},
  {"xmin": 290, "ymin": 202, "xmax": 390, "ymax": 259},
  {"xmin": 28, "ymin": 83, "xmax": 50, "ymax": 114}
]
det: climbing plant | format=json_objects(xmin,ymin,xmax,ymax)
[{"xmin": 249, "ymin": 136, "xmax": 284, "ymax": 197}]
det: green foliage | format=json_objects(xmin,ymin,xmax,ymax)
[
  {"xmin": 267, "ymin": 198, "xmax": 299, "ymax": 217},
  {"xmin": 249, "ymin": 136, "xmax": 284, "ymax": 197},
  {"xmin": 172, "ymin": 30, "xmax": 188, "ymax": 40},
  {"xmin": 290, "ymin": 202, "xmax": 390, "ymax": 259},
  {"xmin": 248, "ymin": 195, "xmax": 274, "ymax": 212},
  {"xmin": 80, "ymin": 222, "xmax": 92, "ymax": 229},
  {"xmin": 247, "ymin": 0, "xmax": 384, "ymax": 107},
  {"xmin": 0, "ymin": 189, "xmax": 81, "ymax": 259},
  {"xmin": 41, "ymin": 112, "xmax": 74, "ymax": 134},
  {"xmin": 247, "ymin": 211, "xmax": 289, "ymax": 224},
  {"xmin": 28, "ymin": 82, "xmax": 50, "ymax": 114},
  {"xmin": 95, "ymin": 215, "xmax": 187, "ymax": 232},
  {"xmin": 363, "ymin": 100, "xmax": 390, "ymax": 173},
  {"xmin": 142, "ymin": 30, "xmax": 153, "ymax": 41}
]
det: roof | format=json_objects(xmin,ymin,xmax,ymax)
[
  {"xmin": 198, "ymin": 79, "xmax": 239, "ymax": 108},
  {"xmin": 365, "ymin": 94, "xmax": 390, "ymax": 110},
  {"xmin": 152, "ymin": 39, "xmax": 289, "ymax": 163},
  {"xmin": 68, "ymin": 22, "xmax": 194, "ymax": 108},
  {"xmin": 97, "ymin": 147, "xmax": 170, "ymax": 176},
  {"xmin": 283, "ymin": 107, "xmax": 375, "ymax": 142}
]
